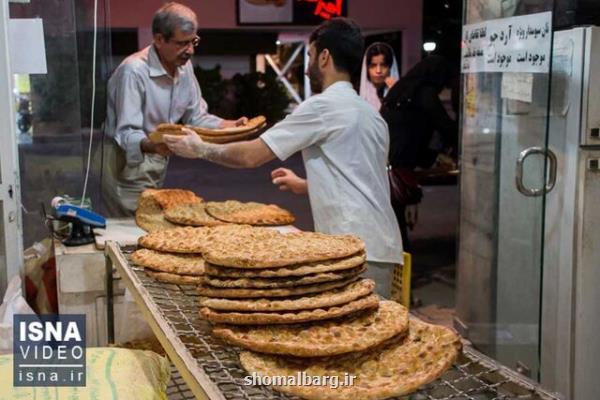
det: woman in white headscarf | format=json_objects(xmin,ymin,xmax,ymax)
[{"xmin": 359, "ymin": 42, "xmax": 400, "ymax": 111}]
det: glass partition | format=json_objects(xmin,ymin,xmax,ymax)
[
  {"xmin": 9, "ymin": 0, "xmax": 110, "ymax": 246},
  {"xmin": 456, "ymin": 0, "xmax": 556, "ymax": 380}
]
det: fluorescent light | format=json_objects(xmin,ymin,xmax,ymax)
[{"xmin": 423, "ymin": 42, "xmax": 437, "ymax": 52}]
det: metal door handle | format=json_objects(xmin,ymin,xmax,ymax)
[
  {"xmin": 516, "ymin": 147, "xmax": 557, "ymax": 197},
  {"xmin": 545, "ymin": 148, "xmax": 557, "ymax": 193}
]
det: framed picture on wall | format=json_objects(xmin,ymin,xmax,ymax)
[
  {"xmin": 238, "ymin": 0, "xmax": 294, "ymax": 25},
  {"xmin": 237, "ymin": 0, "xmax": 347, "ymax": 26}
]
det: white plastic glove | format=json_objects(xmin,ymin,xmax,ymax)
[{"xmin": 163, "ymin": 127, "xmax": 208, "ymax": 159}]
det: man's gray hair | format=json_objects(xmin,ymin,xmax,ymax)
[{"xmin": 152, "ymin": 2, "xmax": 197, "ymax": 40}]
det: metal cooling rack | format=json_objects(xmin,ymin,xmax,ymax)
[
  {"xmin": 104, "ymin": 242, "xmax": 563, "ymax": 400},
  {"xmin": 168, "ymin": 365, "xmax": 196, "ymax": 400}
]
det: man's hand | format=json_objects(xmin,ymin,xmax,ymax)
[
  {"xmin": 385, "ymin": 76, "xmax": 397, "ymax": 89},
  {"xmin": 271, "ymin": 168, "xmax": 308, "ymax": 194},
  {"xmin": 219, "ymin": 116, "xmax": 248, "ymax": 128},
  {"xmin": 163, "ymin": 128, "xmax": 207, "ymax": 159},
  {"xmin": 140, "ymin": 138, "xmax": 172, "ymax": 156}
]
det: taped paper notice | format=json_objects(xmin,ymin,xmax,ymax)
[
  {"xmin": 462, "ymin": 12, "xmax": 552, "ymax": 73},
  {"xmin": 8, "ymin": 18, "xmax": 47, "ymax": 74},
  {"xmin": 501, "ymin": 73, "xmax": 533, "ymax": 103}
]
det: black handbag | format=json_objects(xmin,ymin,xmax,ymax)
[{"xmin": 388, "ymin": 166, "xmax": 423, "ymax": 206}]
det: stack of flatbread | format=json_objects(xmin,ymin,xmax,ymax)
[
  {"xmin": 132, "ymin": 226, "xmax": 209, "ymax": 284},
  {"xmin": 132, "ymin": 223, "xmax": 462, "ymax": 398},
  {"xmin": 192, "ymin": 226, "xmax": 461, "ymax": 399},
  {"xmin": 149, "ymin": 116, "xmax": 267, "ymax": 144},
  {"xmin": 135, "ymin": 189, "xmax": 203, "ymax": 232},
  {"xmin": 137, "ymin": 192, "xmax": 296, "ymax": 230},
  {"xmin": 132, "ymin": 225, "xmax": 269, "ymax": 285},
  {"xmin": 131, "ymin": 224, "xmax": 282, "ymax": 285},
  {"xmin": 239, "ymin": 316, "xmax": 462, "ymax": 400},
  {"xmin": 198, "ymin": 229, "xmax": 376, "ymax": 325}
]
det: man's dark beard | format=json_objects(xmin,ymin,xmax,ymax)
[{"xmin": 308, "ymin": 60, "xmax": 323, "ymax": 94}]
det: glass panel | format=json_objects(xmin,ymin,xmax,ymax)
[
  {"xmin": 9, "ymin": 1, "xmax": 108, "ymax": 247},
  {"xmin": 456, "ymin": 0, "xmax": 555, "ymax": 380},
  {"xmin": 0, "ymin": 203, "xmax": 6, "ymax": 293}
]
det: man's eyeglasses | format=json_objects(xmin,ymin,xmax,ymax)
[{"xmin": 170, "ymin": 35, "xmax": 201, "ymax": 49}]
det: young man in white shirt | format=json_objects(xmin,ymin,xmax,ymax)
[{"xmin": 164, "ymin": 18, "xmax": 403, "ymax": 297}]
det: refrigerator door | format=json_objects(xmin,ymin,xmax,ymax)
[
  {"xmin": 572, "ymin": 150, "xmax": 600, "ymax": 400},
  {"xmin": 542, "ymin": 27, "xmax": 586, "ymax": 397},
  {"xmin": 581, "ymin": 27, "xmax": 600, "ymax": 146},
  {"xmin": 543, "ymin": 27, "xmax": 600, "ymax": 400}
]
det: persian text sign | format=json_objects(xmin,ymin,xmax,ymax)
[{"xmin": 461, "ymin": 12, "xmax": 552, "ymax": 73}]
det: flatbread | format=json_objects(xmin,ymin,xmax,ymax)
[
  {"xmin": 131, "ymin": 249, "xmax": 205, "ymax": 275},
  {"xmin": 204, "ymin": 253, "xmax": 366, "ymax": 278},
  {"xmin": 199, "ymin": 125, "xmax": 264, "ymax": 144},
  {"xmin": 135, "ymin": 189, "xmax": 179, "ymax": 232},
  {"xmin": 150, "ymin": 125, "xmax": 265, "ymax": 144},
  {"xmin": 199, "ymin": 279, "xmax": 375, "ymax": 312},
  {"xmin": 138, "ymin": 224, "xmax": 274, "ymax": 254},
  {"xmin": 156, "ymin": 123, "xmax": 184, "ymax": 131},
  {"xmin": 150, "ymin": 117, "xmax": 266, "ymax": 143},
  {"xmin": 204, "ymin": 230, "xmax": 365, "ymax": 268},
  {"xmin": 191, "ymin": 116, "xmax": 267, "ymax": 135},
  {"xmin": 204, "ymin": 224, "xmax": 279, "ymax": 244},
  {"xmin": 149, "ymin": 129, "xmax": 184, "ymax": 143},
  {"xmin": 240, "ymin": 318, "xmax": 462, "ymax": 400},
  {"xmin": 197, "ymin": 276, "xmax": 360, "ymax": 298},
  {"xmin": 213, "ymin": 300, "xmax": 408, "ymax": 357},
  {"xmin": 138, "ymin": 226, "xmax": 210, "ymax": 253},
  {"xmin": 202, "ymin": 265, "xmax": 366, "ymax": 289},
  {"xmin": 205, "ymin": 200, "xmax": 295, "ymax": 226},
  {"xmin": 164, "ymin": 202, "xmax": 228, "ymax": 227},
  {"xmin": 150, "ymin": 189, "xmax": 201, "ymax": 210},
  {"xmin": 200, "ymin": 294, "xmax": 379, "ymax": 325},
  {"xmin": 146, "ymin": 270, "xmax": 203, "ymax": 285}
]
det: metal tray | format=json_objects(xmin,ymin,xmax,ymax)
[{"xmin": 104, "ymin": 242, "xmax": 563, "ymax": 400}]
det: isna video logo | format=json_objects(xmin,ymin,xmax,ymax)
[{"xmin": 13, "ymin": 314, "xmax": 86, "ymax": 387}]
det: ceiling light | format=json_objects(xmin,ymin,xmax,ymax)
[{"xmin": 423, "ymin": 42, "xmax": 437, "ymax": 52}]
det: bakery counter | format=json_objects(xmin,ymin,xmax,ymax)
[
  {"xmin": 104, "ymin": 241, "xmax": 563, "ymax": 400},
  {"xmin": 54, "ymin": 218, "xmax": 149, "ymax": 346}
]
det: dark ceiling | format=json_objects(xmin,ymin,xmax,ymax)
[{"xmin": 422, "ymin": 0, "xmax": 462, "ymax": 68}]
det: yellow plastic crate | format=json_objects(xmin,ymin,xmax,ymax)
[{"xmin": 390, "ymin": 252, "xmax": 412, "ymax": 308}]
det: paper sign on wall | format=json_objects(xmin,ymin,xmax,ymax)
[
  {"xmin": 8, "ymin": 18, "xmax": 47, "ymax": 74},
  {"xmin": 461, "ymin": 12, "xmax": 552, "ymax": 73},
  {"xmin": 501, "ymin": 73, "xmax": 533, "ymax": 103}
]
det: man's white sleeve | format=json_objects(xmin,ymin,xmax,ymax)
[{"xmin": 260, "ymin": 100, "xmax": 328, "ymax": 161}]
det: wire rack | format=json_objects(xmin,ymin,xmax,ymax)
[
  {"xmin": 106, "ymin": 243, "xmax": 563, "ymax": 400},
  {"xmin": 168, "ymin": 364, "xmax": 196, "ymax": 400}
]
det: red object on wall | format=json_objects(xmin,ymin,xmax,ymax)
[{"xmin": 303, "ymin": 0, "xmax": 344, "ymax": 20}]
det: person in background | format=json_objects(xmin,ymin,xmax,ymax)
[
  {"xmin": 102, "ymin": 2, "xmax": 246, "ymax": 216},
  {"xmin": 163, "ymin": 18, "xmax": 403, "ymax": 298},
  {"xmin": 379, "ymin": 55, "xmax": 458, "ymax": 252},
  {"xmin": 359, "ymin": 42, "xmax": 400, "ymax": 111}
]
